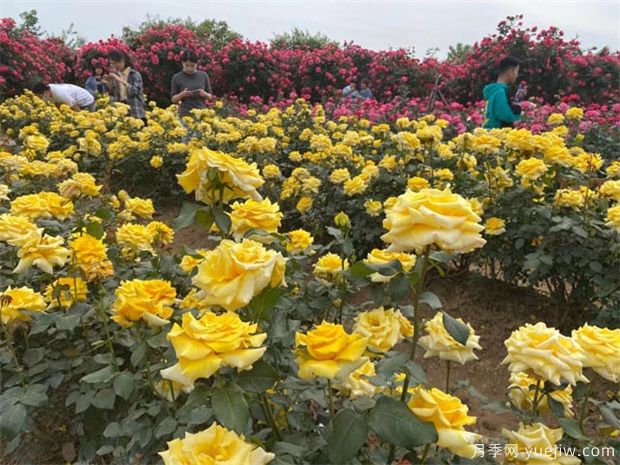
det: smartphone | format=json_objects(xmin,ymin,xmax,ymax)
[{"xmin": 191, "ymin": 89, "xmax": 201, "ymax": 95}]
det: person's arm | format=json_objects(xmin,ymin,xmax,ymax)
[
  {"xmin": 171, "ymin": 77, "xmax": 191, "ymax": 104},
  {"xmin": 495, "ymin": 89, "xmax": 521, "ymax": 123},
  {"xmin": 125, "ymin": 71, "xmax": 143, "ymax": 97},
  {"xmin": 85, "ymin": 77, "xmax": 96, "ymax": 96}
]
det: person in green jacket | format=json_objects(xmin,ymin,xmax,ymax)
[{"xmin": 482, "ymin": 56, "xmax": 524, "ymax": 129}]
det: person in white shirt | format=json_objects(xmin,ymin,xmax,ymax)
[{"xmin": 32, "ymin": 83, "xmax": 96, "ymax": 111}]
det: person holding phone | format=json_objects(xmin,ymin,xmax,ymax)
[
  {"xmin": 104, "ymin": 49, "xmax": 146, "ymax": 122},
  {"xmin": 171, "ymin": 50, "xmax": 213, "ymax": 119}
]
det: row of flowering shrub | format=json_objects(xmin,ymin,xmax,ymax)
[
  {"xmin": 2, "ymin": 15, "xmax": 619, "ymax": 105},
  {"xmin": 0, "ymin": 91, "xmax": 619, "ymax": 464}
]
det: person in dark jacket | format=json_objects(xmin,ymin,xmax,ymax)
[
  {"xmin": 85, "ymin": 65, "xmax": 108, "ymax": 96},
  {"xmin": 171, "ymin": 50, "xmax": 213, "ymax": 119},
  {"xmin": 104, "ymin": 49, "xmax": 146, "ymax": 121},
  {"xmin": 482, "ymin": 56, "xmax": 525, "ymax": 129}
]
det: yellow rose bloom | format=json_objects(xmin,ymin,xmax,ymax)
[
  {"xmin": 147, "ymin": 221, "xmax": 175, "ymax": 246},
  {"xmin": 343, "ymin": 176, "xmax": 368, "ymax": 196},
  {"xmin": 508, "ymin": 372, "xmax": 574, "ymax": 417},
  {"xmin": 262, "ymin": 164, "xmax": 281, "ymax": 179},
  {"xmin": 0, "ymin": 184, "xmax": 10, "ymax": 201},
  {"xmin": 364, "ymin": 199, "xmax": 383, "ymax": 217},
  {"xmin": 484, "ymin": 217, "xmax": 506, "ymax": 235},
  {"xmin": 364, "ymin": 248, "xmax": 415, "ymax": 283},
  {"xmin": 0, "ymin": 213, "xmax": 42, "ymax": 246},
  {"xmin": 286, "ymin": 229, "xmax": 314, "ymax": 254},
  {"xmin": 230, "ymin": 198, "xmax": 283, "ymax": 241},
  {"xmin": 573, "ymin": 152, "xmax": 603, "ymax": 173},
  {"xmin": 336, "ymin": 360, "xmax": 379, "ymax": 398},
  {"xmin": 501, "ymin": 423, "xmax": 581, "ymax": 465},
  {"xmin": 605, "ymin": 205, "xmax": 620, "ymax": 232},
  {"xmin": 177, "ymin": 148, "xmax": 264, "ymax": 205},
  {"xmin": 313, "ymin": 253, "xmax": 349, "ymax": 279},
  {"xmin": 111, "ymin": 279, "xmax": 176, "ymax": 327},
  {"xmin": 599, "ymin": 180, "xmax": 620, "ymax": 201},
  {"xmin": 572, "ymin": 324, "xmax": 620, "ymax": 383},
  {"xmin": 383, "ymin": 196, "xmax": 398, "ymax": 210},
  {"xmin": 334, "ymin": 211, "xmax": 351, "ymax": 230},
  {"xmin": 330, "ymin": 168, "xmax": 351, "ymax": 184},
  {"xmin": 58, "ymin": 172, "xmax": 102, "ymax": 199},
  {"xmin": 381, "ymin": 187, "xmax": 486, "ymax": 253},
  {"xmin": 502, "ymin": 322, "xmax": 588, "ymax": 385},
  {"xmin": 296, "ymin": 196, "xmax": 313, "ymax": 213},
  {"xmin": 435, "ymin": 168, "xmax": 454, "ymax": 181},
  {"xmin": 547, "ymin": 113, "xmax": 565, "ymax": 125},
  {"xmin": 0, "ymin": 286, "xmax": 46, "ymax": 325},
  {"xmin": 14, "ymin": 232, "xmax": 70, "ymax": 274},
  {"xmin": 606, "ymin": 161, "xmax": 620, "ymax": 178},
  {"xmin": 554, "ymin": 189, "xmax": 585, "ymax": 209},
  {"xmin": 193, "ymin": 239, "xmax": 286, "ymax": 312},
  {"xmin": 295, "ymin": 321, "xmax": 368, "ymax": 380},
  {"xmin": 69, "ymin": 233, "xmax": 114, "ymax": 282},
  {"xmin": 419, "ymin": 312, "xmax": 482, "ymax": 364},
  {"xmin": 11, "ymin": 192, "xmax": 74, "ymax": 221},
  {"xmin": 565, "ymin": 107, "xmax": 584, "ymax": 120},
  {"xmin": 45, "ymin": 277, "xmax": 88, "ymax": 308},
  {"xmin": 407, "ymin": 386, "xmax": 482, "ymax": 459},
  {"xmin": 159, "ymin": 423, "xmax": 274, "ymax": 465},
  {"xmin": 150, "ymin": 156, "xmax": 164, "ymax": 168},
  {"xmin": 124, "ymin": 197, "xmax": 155, "ymax": 219},
  {"xmin": 353, "ymin": 307, "xmax": 413, "ymax": 352},
  {"xmin": 379, "ymin": 156, "xmax": 398, "ymax": 171},
  {"xmin": 160, "ymin": 312, "xmax": 266, "ymax": 390},
  {"xmin": 515, "ymin": 158, "xmax": 548, "ymax": 182}
]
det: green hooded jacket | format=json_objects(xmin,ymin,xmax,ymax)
[{"xmin": 482, "ymin": 82, "xmax": 521, "ymax": 129}]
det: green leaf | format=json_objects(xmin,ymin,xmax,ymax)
[
  {"xmin": 368, "ymin": 397, "xmax": 437, "ymax": 448},
  {"xmin": 0, "ymin": 403, "xmax": 26, "ymax": 438},
  {"xmin": 56, "ymin": 312, "xmax": 81, "ymax": 331},
  {"xmin": 236, "ymin": 361, "xmax": 279, "ymax": 393},
  {"xmin": 195, "ymin": 208, "xmax": 214, "ymax": 230},
  {"xmin": 212, "ymin": 207, "xmax": 231, "ymax": 234},
  {"xmin": 212, "ymin": 388, "xmax": 249, "ymax": 433},
  {"xmin": 80, "ymin": 365, "xmax": 115, "ymax": 384},
  {"xmin": 327, "ymin": 409, "xmax": 368, "ymax": 464},
  {"xmin": 175, "ymin": 202, "xmax": 200, "ymax": 230},
  {"xmin": 21, "ymin": 384, "xmax": 47, "ymax": 407},
  {"xmin": 22, "ymin": 348, "xmax": 45, "ymax": 366},
  {"xmin": 131, "ymin": 344, "xmax": 146, "ymax": 368},
  {"xmin": 387, "ymin": 274, "xmax": 411, "ymax": 302},
  {"xmin": 600, "ymin": 405, "xmax": 620, "ymax": 429},
  {"xmin": 103, "ymin": 422, "xmax": 122, "ymax": 438},
  {"xmin": 155, "ymin": 417, "xmax": 177, "ymax": 438},
  {"xmin": 420, "ymin": 291, "xmax": 442, "ymax": 310},
  {"xmin": 113, "ymin": 372, "xmax": 135, "ymax": 401},
  {"xmin": 94, "ymin": 208, "xmax": 113, "ymax": 221},
  {"xmin": 442, "ymin": 312, "xmax": 470, "ymax": 346},
  {"xmin": 182, "ymin": 406, "xmax": 212, "ymax": 425},
  {"xmin": 86, "ymin": 221, "xmax": 104, "ymax": 240},
  {"xmin": 548, "ymin": 396, "xmax": 565, "ymax": 418},
  {"xmin": 348, "ymin": 262, "xmax": 377, "ymax": 278},
  {"xmin": 375, "ymin": 352, "xmax": 408, "ymax": 378},
  {"xmin": 91, "ymin": 388, "xmax": 116, "ymax": 409},
  {"xmin": 558, "ymin": 418, "xmax": 588, "ymax": 440}
]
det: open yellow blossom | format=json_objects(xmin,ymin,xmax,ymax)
[
  {"xmin": 0, "ymin": 286, "xmax": 46, "ymax": 325},
  {"xmin": 116, "ymin": 223, "xmax": 155, "ymax": 254},
  {"xmin": 364, "ymin": 248, "xmax": 415, "ymax": 283},
  {"xmin": 161, "ymin": 312, "xmax": 266, "ymax": 390},
  {"xmin": 502, "ymin": 322, "xmax": 588, "ymax": 385},
  {"xmin": 262, "ymin": 164, "xmax": 281, "ymax": 179},
  {"xmin": 330, "ymin": 168, "xmax": 351, "ymax": 184},
  {"xmin": 159, "ymin": 423, "xmax": 274, "ymax": 465},
  {"xmin": 193, "ymin": 239, "xmax": 286, "ymax": 312},
  {"xmin": 286, "ymin": 229, "xmax": 314, "ymax": 254},
  {"xmin": 484, "ymin": 217, "xmax": 506, "ymax": 235},
  {"xmin": 45, "ymin": 277, "xmax": 88, "ymax": 308},
  {"xmin": 14, "ymin": 232, "xmax": 70, "ymax": 274},
  {"xmin": 150, "ymin": 156, "xmax": 163, "ymax": 168},
  {"xmin": 554, "ymin": 189, "xmax": 585, "ymax": 209},
  {"xmin": 515, "ymin": 158, "xmax": 548, "ymax": 183},
  {"xmin": 313, "ymin": 253, "xmax": 349, "ymax": 279},
  {"xmin": 605, "ymin": 205, "xmax": 620, "ymax": 232},
  {"xmin": 123, "ymin": 197, "xmax": 155, "ymax": 219},
  {"xmin": 230, "ymin": 198, "xmax": 283, "ymax": 241},
  {"xmin": 296, "ymin": 196, "xmax": 313, "ymax": 213},
  {"xmin": 407, "ymin": 386, "xmax": 482, "ymax": 459},
  {"xmin": 58, "ymin": 172, "xmax": 102, "ymax": 199},
  {"xmin": 112, "ymin": 279, "xmax": 176, "ymax": 327},
  {"xmin": 343, "ymin": 176, "xmax": 367, "ymax": 196},
  {"xmin": 11, "ymin": 192, "xmax": 74, "ymax": 221},
  {"xmin": 364, "ymin": 199, "xmax": 383, "ymax": 217},
  {"xmin": 599, "ymin": 180, "xmax": 620, "ymax": 201},
  {"xmin": 147, "ymin": 221, "xmax": 175, "ymax": 246},
  {"xmin": 336, "ymin": 360, "xmax": 379, "ymax": 398},
  {"xmin": 69, "ymin": 233, "xmax": 114, "ymax": 281},
  {"xmin": 354, "ymin": 307, "xmax": 413, "ymax": 353},
  {"xmin": 572, "ymin": 324, "xmax": 620, "ymax": 383},
  {"xmin": 508, "ymin": 372, "xmax": 574, "ymax": 417},
  {"xmin": 0, "ymin": 214, "xmax": 42, "ymax": 246},
  {"xmin": 502, "ymin": 423, "xmax": 580, "ymax": 465},
  {"xmin": 382, "ymin": 187, "xmax": 486, "ymax": 254},
  {"xmin": 295, "ymin": 321, "xmax": 368, "ymax": 380},
  {"xmin": 419, "ymin": 312, "xmax": 482, "ymax": 364}
]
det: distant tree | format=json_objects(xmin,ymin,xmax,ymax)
[
  {"xmin": 122, "ymin": 15, "xmax": 241, "ymax": 50},
  {"xmin": 425, "ymin": 47, "xmax": 441, "ymax": 58},
  {"xmin": 271, "ymin": 28, "xmax": 338, "ymax": 50},
  {"xmin": 447, "ymin": 43, "xmax": 473, "ymax": 62},
  {"xmin": 59, "ymin": 23, "xmax": 86, "ymax": 49},
  {"xmin": 18, "ymin": 10, "xmax": 42, "ymax": 36}
]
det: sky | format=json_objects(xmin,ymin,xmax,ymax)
[{"xmin": 2, "ymin": 0, "xmax": 619, "ymax": 58}]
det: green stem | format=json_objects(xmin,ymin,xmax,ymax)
[
  {"xmin": 387, "ymin": 445, "xmax": 395, "ymax": 464},
  {"xmin": 96, "ymin": 287, "xmax": 118, "ymax": 371},
  {"xmin": 579, "ymin": 383, "xmax": 591, "ymax": 432},
  {"xmin": 261, "ymin": 395, "xmax": 282, "ymax": 441},
  {"xmin": 326, "ymin": 379, "xmax": 336, "ymax": 422},
  {"xmin": 531, "ymin": 378, "xmax": 542, "ymax": 416},
  {"xmin": 420, "ymin": 443, "xmax": 431, "ymax": 464},
  {"xmin": 409, "ymin": 247, "xmax": 431, "ymax": 361},
  {"xmin": 2, "ymin": 324, "xmax": 26, "ymax": 388},
  {"xmin": 400, "ymin": 370, "xmax": 410, "ymax": 402},
  {"xmin": 445, "ymin": 360, "xmax": 451, "ymax": 393},
  {"xmin": 136, "ymin": 323, "xmax": 156, "ymax": 395}
]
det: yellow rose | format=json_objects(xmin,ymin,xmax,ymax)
[
  {"xmin": 435, "ymin": 168, "xmax": 454, "ymax": 181},
  {"xmin": 0, "ymin": 286, "xmax": 46, "ymax": 325},
  {"xmin": 606, "ymin": 161, "xmax": 620, "ymax": 178},
  {"xmin": 381, "ymin": 187, "xmax": 486, "ymax": 253},
  {"xmin": 336, "ymin": 360, "xmax": 379, "ymax": 398},
  {"xmin": 161, "ymin": 312, "xmax": 266, "ymax": 390},
  {"xmin": 599, "ymin": 180, "xmax": 620, "ymax": 201},
  {"xmin": 159, "ymin": 422, "xmax": 274, "ymax": 465},
  {"xmin": 11, "ymin": 192, "xmax": 74, "ymax": 221},
  {"xmin": 69, "ymin": 233, "xmax": 114, "ymax": 282},
  {"xmin": 193, "ymin": 239, "xmax": 286, "ymax": 312},
  {"xmin": 147, "ymin": 221, "xmax": 175, "ymax": 246},
  {"xmin": 45, "ymin": 277, "xmax": 88, "ymax": 308},
  {"xmin": 112, "ymin": 279, "xmax": 176, "ymax": 327},
  {"xmin": 180, "ymin": 254, "xmax": 202, "ymax": 273},
  {"xmin": 116, "ymin": 223, "xmax": 155, "ymax": 254},
  {"xmin": 554, "ymin": 189, "xmax": 585, "ymax": 209},
  {"xmin": 177, "ymin": 148, "xmax": 264, "ymax": 205},
  {"xmin": 407, "ymin": 386, "xmax": 482, "ymax": 459},
  {"xmin": 286, "ymin": 229, "xmax": 314, "ymax": 254},
  {"xmin": 418, "ymin": 311, "xmax": 482, "ymax": 364},
  {"xmin": 353, "ymin": 307, "xmax": 413, "ymax": 352},
  {"xmin": 364, "ymin": 248, "xmax": 415, "ymax": 283},
  {"xmin": 124, "ymin": 197, "xmax": 155, "ymax": 219},
  {"xmin": 150, "ymin": 156, "xmax": 163, "ymax": 168},
  {"xmin": 484, "ymin": 217, "xmax": 506, "ymax": 235},
  {"xmin": 515, "ymin": 158, "xmax": 548, "ymax": 182},
  {"xmin": 14, "ymin": 232, "xmax": 70, "ymax": 274},
  {"xmin": 605, "ymin": 205, "xmax": 620, "ymax": 232},
  {"xmin": 58, "ymin": 172, "xmax": 102, "ymax": 199},
  {"xmin": 565, "ymin": 107, "xmax": 584, "ymax": 120},
  {"xmin": 0, "ymin": 184, "xmax": 10, "ymax": 201},
  {"xmin": 502, "ymin": 423, "xmax": 581, "ymax": 465},
  {"xmin": 330, "ymin": 168, "xmax": 351, "ymax": 184},
  {"xmin": 407, "ymin": 176, "xmax": 430, "ymax": 191},
  {"xmin": 547, "ymin": 113, "xmax": 565, "ymax": 125},
  {"xmin": 0, "ymin": 214, "xmax": 42, "ymax": 246},
  {"xmin": 343, "ymin": 176, "xmax": 367, "ymax": 196},
  {"xmin": 502, "ymin": 322, "xmax": 588, "ymax": 385},
  {"xmin": 364, "ymin": 200, "xmax": 383, "ymax": 217},
  {"xmin": 334, "ymin": 211, "xmax": 351, "ymax": 230},
  {"xmin": 262, "ymin": 164, "xmax": 281, "ymax": 179},
  {"xmin": 295, "ymin": 321, "xmax": 368, "ymax": 380},
  {"xmin": 508, "ymin": 372, "xmax": 574, "ymax": 417},
  {"xmin": 296, "ymin": 196, "xmax": 313, "ymax": 213},
  {"xmin": 572, "ymin": 324, "xmax": 620, "ymax": 382},
  {"xmin": 313, "ymin": 253, "xmax": 349, "ymax": 279},
  {"xmin": 230, "ymin": 198, "xmax": 283, "ymax": 241}
]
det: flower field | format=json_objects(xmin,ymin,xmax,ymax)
[{"xmin": 0, "ymin": 86, "xmax": 618, "ymax": 465}]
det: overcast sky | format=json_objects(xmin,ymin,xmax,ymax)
[{"xmin": 3, "ymin": 0, "xmax": 619, "ymax": 57}]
